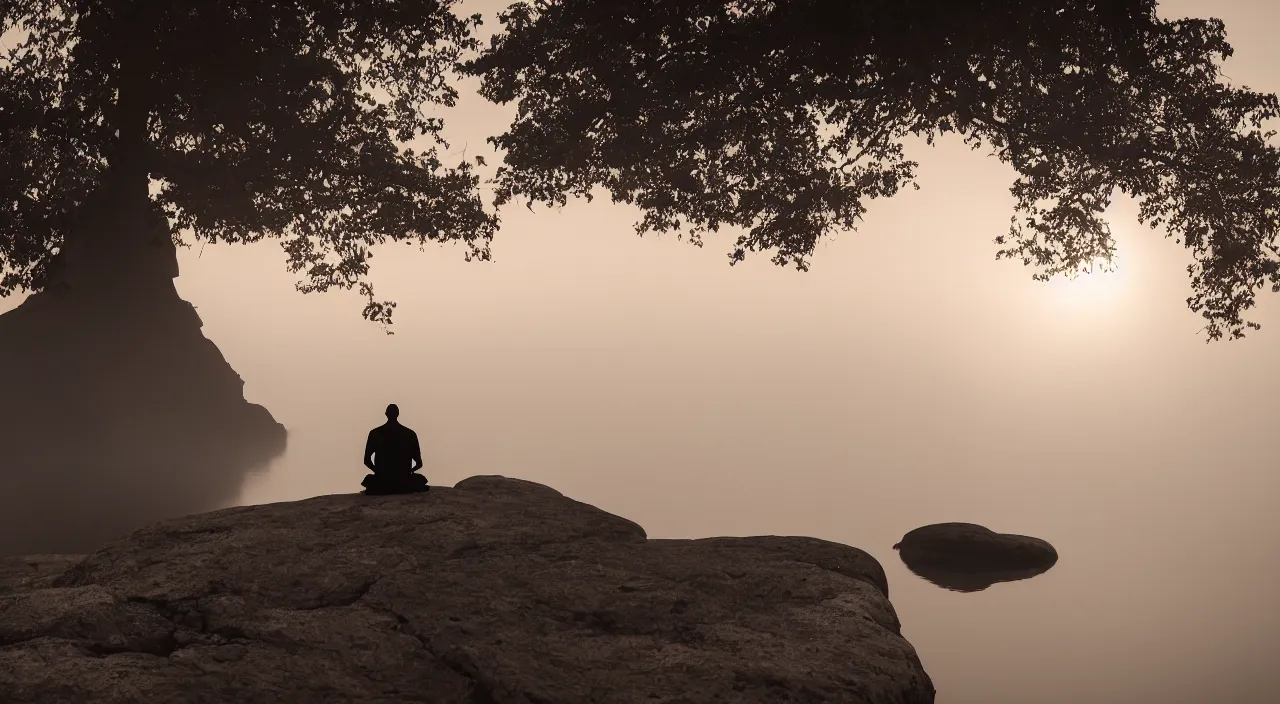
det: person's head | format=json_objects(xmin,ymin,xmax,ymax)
[{"xmin": 385, "ymin": 403, "xmax": 399, "ymax": 420}]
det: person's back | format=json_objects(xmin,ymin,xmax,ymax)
[
  {"xmin": 361, "ymin": 403, "xmax": 428, "ymax": 495},
  {"xmin": 365, "ymin": 422, "xmax": 420, "ymax": 475}
]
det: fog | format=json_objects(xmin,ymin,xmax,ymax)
[{"xmin": 3, "ymin": 1, "xmax": 1278, "ymax": 702}]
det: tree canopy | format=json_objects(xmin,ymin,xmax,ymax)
[
  {"xmin": 1, "ymin": 0, "xmax": 495, "ymax": 324},
  {"xmin": 4, "ymin": 1, "xmax": 1279, "ymax": 340},
  {"xmin": 466, "ymin": 0, "xmax": 1280, "ymax": 340}
]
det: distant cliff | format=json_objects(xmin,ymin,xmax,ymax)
[
  {"xmin": 0, "ymin": 476, "xmax": 935, "ymax": 703},
  {"xmin": 0, "ymin": 205, "xmax": 286, "ymax": 555}
]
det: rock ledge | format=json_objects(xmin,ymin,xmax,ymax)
[{"xmin": 1, "ymin": 475, "xmax": 934, "ymax": 703}]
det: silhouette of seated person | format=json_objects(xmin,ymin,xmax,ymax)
[{"xmin": 361, "ymin": 404, "xmax": 429, "ymax": 495}]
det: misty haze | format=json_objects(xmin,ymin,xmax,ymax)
[{"xmin": 2, "ymin": 1, "xmax": 1279, "ymax": 703}]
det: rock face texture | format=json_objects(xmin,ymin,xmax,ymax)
[
  {"xmin": 0, "ymin": 556, "xmax": 86, "ymax": 597},
  {"xmin": 0, "ymin": 197, "xmax": 287, "ymax": 555},
  {"xmin": 893, "ymin": 523, "xmax": 1058, "ymax": 592},
  {"xmin": 0, "ymin": 476, "xmax": 934, "ymax": 703}
]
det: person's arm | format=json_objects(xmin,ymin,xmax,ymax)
[
  {"xmin": 363, "ymin": 431, "xmax": 377, "ymax": 471},
  {"xmin": 410, "ymin": 431, "xmax": 423, "ymax": 472}
]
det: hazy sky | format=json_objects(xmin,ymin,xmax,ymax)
[{"xmin": 3, "ymin": 1, "xmax": 1278, "ymax": 703}]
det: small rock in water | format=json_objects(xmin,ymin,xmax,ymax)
[{"xmin": 893, "ymin": 522, "xmax": 1058, "ymax": 592}]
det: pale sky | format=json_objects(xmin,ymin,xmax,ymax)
[{"xmin": 2, "ymin": 2, "xmax": 1278, "ymax": 702}]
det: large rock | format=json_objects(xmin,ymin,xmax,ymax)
[
  {"xmin": 0, "ymin": 196, "xmax": 286, "ymax": 555},
  {"xmin": 0, "ymin": 476, "xmax": 935, "ymax": 703},
  {"xmin": 893, "ymin": 523, "xmax": 1058, "ymax": 592},
  {"xmin": 0, "ymin": 555, "xmax": 86, "ymax": 596}
]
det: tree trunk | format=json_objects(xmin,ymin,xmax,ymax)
[{"xmin": 42, "ymin": 45, "xmax": 177, "ymax": 298}]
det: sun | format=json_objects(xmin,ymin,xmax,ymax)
[{"xmin": 1043, "ymin": 253, "xmax": 1125, "ymax": 310}]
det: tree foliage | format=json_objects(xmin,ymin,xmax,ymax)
[
  {"xmin": 467, "ymin": 0, "xmax": 1280, "ymax": 340},
  {"xmin": 1, "ymin": 0, "xmax": 496, "ymax": 325}
]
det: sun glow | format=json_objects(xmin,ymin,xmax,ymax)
[
  {"xmin": 1041, "ymin": 253, "xmax": 1128, "ymax": 317},
  {"xmin": 1060, "ymin": 254, "xmax": 1119, "ymax": 282}
]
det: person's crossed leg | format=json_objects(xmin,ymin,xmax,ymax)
[{"xmin": 361, "ymin": 404, "xmax": 429, "ymax": 495}]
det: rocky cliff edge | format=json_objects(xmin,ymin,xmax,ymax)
[{"xmin": 0, "ymin": 475, "xmax": 934, "ymax": 703}]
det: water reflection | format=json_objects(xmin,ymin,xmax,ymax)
[{"xmin": 897, "ymin": 551, "xmax": 1058, "ymax": 592}]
